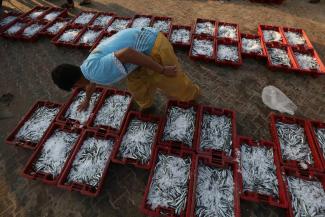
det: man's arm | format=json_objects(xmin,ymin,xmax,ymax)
[
  {"xmin": 115, "ymin": 48, "xmax": 177, "ymax": 76},
  {"xmin": 77, "ymin": 82, "xmax": 96, "ymax": 112}
]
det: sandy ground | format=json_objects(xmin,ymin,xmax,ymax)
[{"xmin": 0, "ymin": 0, "xmax": 324, "ymax": 216}]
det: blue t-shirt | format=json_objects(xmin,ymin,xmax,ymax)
[{"xmin": 80, "ymin": 27, "xmax": 158, "ymax": 85}]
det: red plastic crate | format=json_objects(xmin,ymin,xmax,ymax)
[
  {"xmin": 70, "ymin": 11, "xmax": 98, "ymax": 27},
  {"xmin": 189, "ymin": 35, "xmax": 216, "ymax": 62},
  {"xmin": 40, "ymin": 17, "xmax": 71, "ymax": 38},
  {"xmin": 168, "ymin": 25, "xmax": 192, "ymax": 49},
  {"xmin": 192, "ymin": 18, "xmax": 216, "ymax": 37},
  {"xmin": 57, "ymin": 129, "xmax": 117, "ymax": 196},
  {"xmin": 40, "ymin": 7, "xmax": 68, "ymax": 22},
  {"xmin": 265, "ymin": 42, "xmax": 297, "ymax": 72},
  {"xmin": 196, "ymin": 105, "xmax": 236, "ymax": 162},
  {"xmin": 89, "ymin": 31, "xmax": 115, "ymax": 52},
  {"xmin": 236, "ymin": 136, "xmax": 287, "ymax": 208},
  {"xmin": 16, "ymin": 20, "xmax": 48, "ymax": 42},
  {"xmin": 76, "ymin": 26, "xmax": 104, "ymax": 49},
  {"xmin": 0, "ymin": 18, "xmax": 31, "ymax": 40},
  {"xmin": 106, "ymin": 16, "xmax": 132, "ymax": 33},
  {"xmin": 258, "ymin": 24, "xmax": 286, "ymax": 44},
  {"xmin": 290, "ymin": 47, "xmax": 325, "ymax": 76},
  {"xmin": 130, "ymin": 14, "xmax": 153, "ymax": 28},
  {"xmin": 21, "ymin": 123, "xmax": 82, "ymax": 185},
  {"xmin": 51, "ymin": 25, "xmax": 86, "ymax": 48},
  {"xmin": 5, "ymin": 101, "xmax": 62, "ymax": 150},
  {"xmin": 87, "ymin": 87, "xmax": 132, "ymax": 135},
  {"xmin": 189, "ymin": 154, "xmax": 240, "ymax": 217},
  {"xmin": 240, "ymin": 33, "xmax": 267, "ymax": 59},
  {"xmin": 282, "ymin": 27, "xmax": 313, "ymax": 49},
  {"xmin": 0, "ymin": 11, "xmax": 22, "ymax": 32},
  {"xmin": 88, "ymin": 12, "xmax": 116, "ymax": 28},
  {"xmin": 151, "ymin": 16, "xmax": 172, "ymax": 36},
  {"xmin": 269, "ymin": 113, "xmax": 323, "ymax": 172},
  {"xmin": 308, "ymin": 120, "xmax": 325, "ymax": 172},
  {"xmin": 215, "ymin": 39, "xmax": 242, "ymax": 68},
  {"xmin": 157, "ymin": 100, "xmax": 200, "ymax": 152},
  {"xmin": 111, "ymin": 111, "xmax": 161, "ymax": 170},
  {"xmin": 216, "ymin": 21, "xmax": 240, "ymax": 42},
  {"xmin": 21, "ymin": 6, "xmax": 51, "ymax": 21},
  {"xmin": 283, "ymin": 167, "xmax": 325, "ymax": 217},
  {"xmin": 56, "ymin": 87, "xmax": 105, "ymax": 128},
  {"xmin": 140, "ymin": 146, "xmax": 195, "ymax": 217}
]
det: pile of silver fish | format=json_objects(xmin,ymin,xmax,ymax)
[
  {"xmin": 74, "ymin": 12, "xmax": 95, "ymax": 25},
  {"xmin": 65, "ymin": 91, "xmax": 100, "ymax": 124},
  {"xmin": 67, "ymin": 137, "xmax": 114, "ymax": 187},
  {"xmin": 192, "ymin": 39, "xmax": 214, "ymax": 57},
  {"xmin": 152, "ymin": 20, "xmax": 171, "ymax": 33},
  {"xmin": 43, "ymin": 11, "xmax": 61, "ymax": 21},
  {"xmin": 15, "ymin": 106, "xmax": 60, "ymax": 143},
  {"xmin": 240, "ymin": 144, "xmax": 279, "ymax": 197},
  {"xmin": 294, "ymin": 52, "xmax": 320, "ymax": 71},
  {"xmin": 92, "ymin": 15, "xmax": 113, "ymax": 27},
  {"xmin": 276, "ymin": 122, "xmax": 314, "ymax": 165},
  {"xmin": 33, "ymin": 129, "xmax": 79, "ymax": 178},
  {"xmin": 284, "ymin": 31, "xmax": 306, "ymax": 46},
  {"xmin": 28, "ymin": 10, "xmax": 46, "ymax": 20},
  {"xmin": 22, "ymin": 24, "xmax": 44, "ymax": 38},
  {"xmin": 287, "ymin": 176, "xmax": 325, "ymax": 217},
  {"xmin": 170, "ymin": 28, "xmax": 191, "ymax": 44},
  {"xmin": 262, "ymin": 30, "xmax": 283, "ymax": 43},
  {"xmin": 195, "ymin": 22, "xmax": 215, "ymax": 36},
  {"xmin": 58, "ymin": 29, "xmax": 82, "ymax": 42},
  {"xmin": 241, "ymin": 38, "xmax": 263, "ymax": 55},
  {"xmin": 131, "ymin": 17, "xmax": 151, "ymax": 29},
  {"xmin": 107, "ymin": 19, "xmax": 130, "ymax": 32},
  {"xmin": 147, "ymin": 154, "xmax": 191, "ymax": 215},
  {"xmin": 199, "ymin": 114, "xmax": 232, "ymax": 155},
  {"xmin": 4, "ymin": 22, "xmax": 26, "ymax": 35},
  {"xmin": 195, "ymin": 163, "xmax": 234, "ymax": 217},
  {"xmin": 267, "ymin": 48, "xmax": 291, "ymax": 67},
  {"xmin": 0, "ymin": 15, "xmax": 17, "ymax": 27},
  {"xmin": 218, "ymin": 25, "xmax": 237, "ymax": 40},
  {"xmin": 78, "ymin": 30, "xmax": 101, "ymax": 45},
  {"xmin": 163, "ymin": 106, "xmax": 196, "ymax": 147},
  {"xmin": 118, "ymin": 118, "xmax": 158, "ymax": 164},
  {"xmin": 217, "ymin": 45, "xmax": 239, "ymax": 62},
  {"xmin": 46, "ymin": 21, "xmax": 69, "ymax": 34},
  {"xmin": 94, "ymin": 94, "xmax": 131, "ymax": 130}
]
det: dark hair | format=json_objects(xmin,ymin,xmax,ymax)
[{"xmin": 51, "ymin": 64, "xmax": 82, "ymax": 91}]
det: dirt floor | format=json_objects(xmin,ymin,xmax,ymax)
[{"xmin": 0, "ymin": 0, "xmax": 325, "ymax": 216}]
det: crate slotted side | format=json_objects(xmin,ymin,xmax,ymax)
[
  {"xmin": 140, "ymin": 146, "xmax": 195, "ymax": 217},
  {"xmin": 236, "ymin": 136, "xmax": 288, "ymax": 208},
  {"xmin": 157, "ymin": 100, "xmax": 200, "ymax": 152},
  {"xmin": 58, "ymin": 129, "xmax": 117, "ymax": 196},
  {"xmin": 87, "ymin": 87, "xmax": 133, "ymax": 135},
  {"xmin": 196, "ymin": 105, "xmax": 237, "ymax": 162},
  {"xmin": 111, "ymin": 111, "xmax": 161, "ymax": 170},
  {"xmin": 5, "ymin": 101, "xmax": 62, "ymax": 150},
  {"xmin": 189, "ymin": 154, "xmax": 241, "ymax": 217},
  {"xmin": 21, "ymin": 123, "xmax": 82, "ymax": 185},
  {"xmin": 269, "ymin": 113, "xmax": 323, "ymax": 172},
  {"xmin": 56, "ymin": 87, "xmax": 105, "ymax": 128}
]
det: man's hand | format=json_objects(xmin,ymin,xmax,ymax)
[
  {"xmin": 77, "ymin": 99, "xmax": 90, "ymax": 112},
  {"xmin": 162, "ymin": 66, "xmax": 177, "ymax": 77}
]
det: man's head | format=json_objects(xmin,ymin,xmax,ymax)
[{"xmin": 51, "ymin": 64, "xmax": 89, "ymax": 91}]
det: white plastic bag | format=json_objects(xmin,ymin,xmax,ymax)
[{"xmin": 262, "ymin": 86, "xmax": 297, "ymax": 115}]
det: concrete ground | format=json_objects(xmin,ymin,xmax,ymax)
[{"xmin": 0, "ymin": 0, "xmax": 325, "ymax": 216}]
